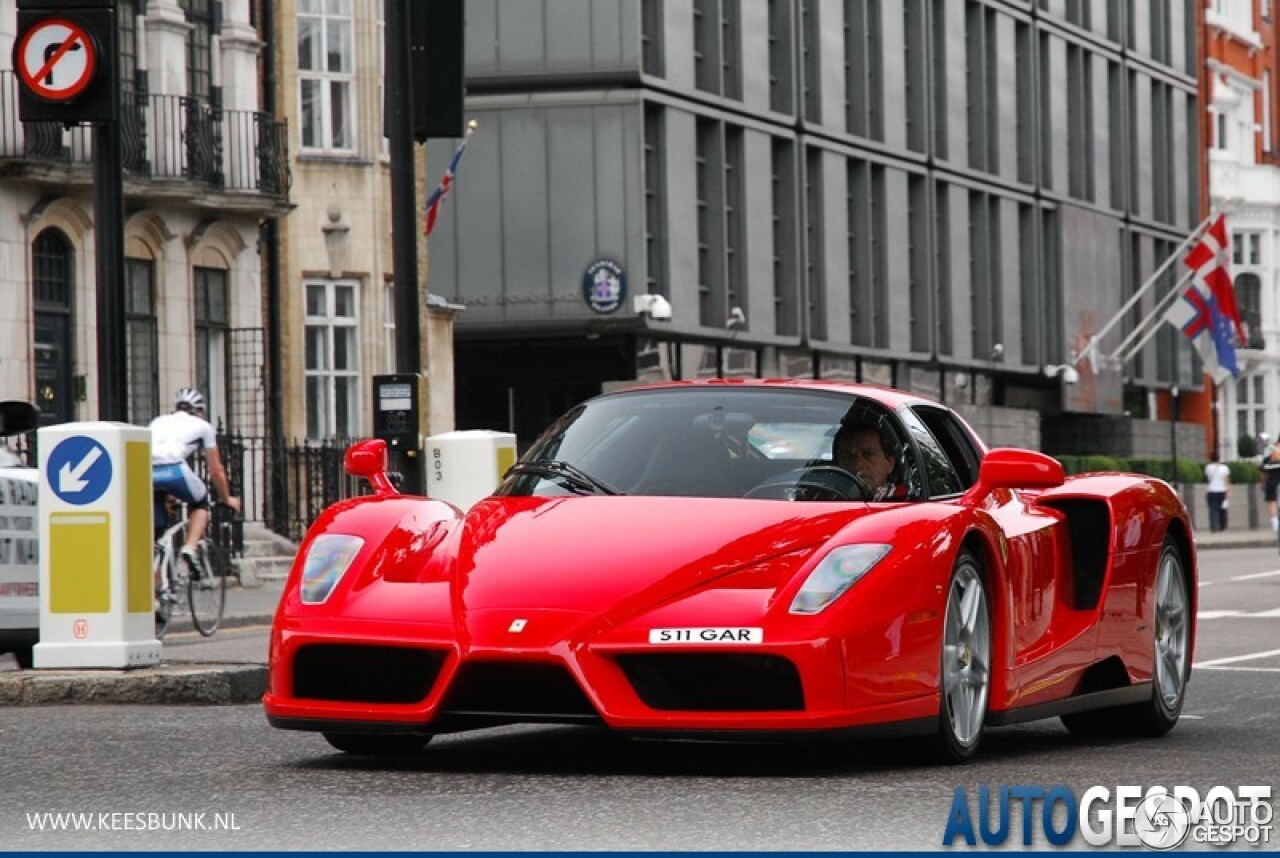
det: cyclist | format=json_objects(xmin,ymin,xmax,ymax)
[{"xmin": 149, "ymin": 387, "xmax": 241, "ymax": 573}]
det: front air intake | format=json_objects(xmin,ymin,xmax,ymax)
[
  {"xmin": 617, "ymin": 653, "xmax": 804, "ymax": 711},
  {"xmin": 293, "ymin": 644, "xmax": 444, "ymax": 704},
  {"xmin": 440, "ymin": 661, "xmax": 600, "ymax": 720}
]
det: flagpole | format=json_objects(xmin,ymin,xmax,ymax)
[
  {"xmin": 1075, "ymin": 207, "xmax": 1224, "ymax": 368},
  {"xmin": 1110, "ymin": 268, "xmax": 1196, "ymax": 365}
]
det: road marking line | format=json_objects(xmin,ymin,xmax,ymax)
[
  {"xmin": 1194, "ymin": 665, "xmax": 1280, "ymax": 673},
  {"xmin": 1198, "ymin": 608, "xmax": 1280, "ymax": 619},
  {"xmin": 1229, "ymin": 569, "xmax": 1280, "ymax": 582},
  {"xmin": 1194, "ymin": 648, "xmax": 1280, "ymax": 668}
]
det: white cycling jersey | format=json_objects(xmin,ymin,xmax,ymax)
[{"xmin": 149, "ymin": 410, "xmax": 217, "ymax": 465}]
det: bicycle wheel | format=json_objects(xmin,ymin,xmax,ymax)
[
  {"xmin": 154, "ymin": 549, "xmax": 173, "ymax": 640},
  {"xmin": 187, "ymin": 539, "xmax": 227, "ymax": 637}
]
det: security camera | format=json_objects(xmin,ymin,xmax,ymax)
[
  {"xmin": 990, "ymin": 343, "xmax": 1004, "ymax": 361},
  {"xmin": 727, "ymin": 307, "xmax": 746, "ymax": 328},
  {"xmin": 1045, "ymin": 364, "xmax": 1080, "ymax": 385},
  {"xmin": 633, "ymin": 293, "xmax": 672, "ymax": 321}
]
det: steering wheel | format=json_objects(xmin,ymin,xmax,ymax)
[{"xmin": 744, "ymin": 465, "xmax": 870, "ymax": 501}]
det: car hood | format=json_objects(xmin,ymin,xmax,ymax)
[{"xmin": 449, "ymin": 495, "xmax": 871, "ymax": 619}]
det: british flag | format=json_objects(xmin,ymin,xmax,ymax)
[{"xmin": 424, "ymin": 120, "xmax": 477, "ymax": 238}]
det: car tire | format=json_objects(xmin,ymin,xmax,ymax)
[
  {"xmin": 1061, "ymin": 537, "xmax": 1190, "ymax": 738},
  {"xmin": 13, "ymin": 645, "xmax": 33, "ymax": 670},
  {"xmin": 933, "ymin": 549, "xmax": 991, "ymax": 764},
  {"xmin": 322, "ymin": 732, "xmax": 433, "ymax": 756}
]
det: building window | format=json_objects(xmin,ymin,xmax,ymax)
[
  {"xmin": 383, "ymin": 280, "xmax": 396, "ymax": 373},
  {"xmin": 642, "ymin": 0, "xmax": 664, "ymax": 76},
  {"xmin": 1067, "ymin": 45, "xmax": 1095, "ymax": 202},
  {"xmin": 32, "ymin": 229, "xmax": 75, "ymax": 426},
  {"xmin": 180, "ymin": 0, "xmax": 215, "ymax": 102},
  {"xmin": 125, "ymin": 259, "xmax": 158, "ymax": 426},
  {"xmin": 1235, "ymin": 272, "xmax": 1264, "ymax": 349},
  {"xmin": 845, "ymin": 0, "xmax": 883, "ymax": 142},
  {"xmin": 643, "ymin": 105, "xmax": 668, "ymax": 300},
  {"xmin": 801, "ymin": 0, "xmax": 820, "ymax": 121},
  {"xmin": 1232, "ymin": 230, "xmax": 1262, "ymax": 265},
  {"xmin": 118, "ymin": 0, "xmax": 138, "ymax": 93},
  {"xmin": 304, "ymin": 280, "xmax": 359, "ymax": 439},
  {"xmin": 767, "ymin": 0, "xmax": 793, "ymax": 113},
  {"xmin": 771, "ymin": 138, "xmax": 798, "ymax": 336},
  {"xmin": 298, "ymin": 0, "xmax": 355, "ymax": 152},
  {"xmin": 194, "ymin": 267, "xmax": 229, "ymax": 428},
  {"xmin": 848, "ymin": 158, "xmax": 887, "ymax": 348},
  {"xmin": 692, "ymin": 0, "xmax": 741, "ymax": 99}
]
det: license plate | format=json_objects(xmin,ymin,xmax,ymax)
[{"xmin": 648, "ymin": 627, "xmax": 764, "ymax": 644}]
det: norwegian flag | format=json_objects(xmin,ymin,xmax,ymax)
[
  {"xmin": 424, "ymin": 120, "xmax": 477, "ymax": 238},
  {"xmin": 1183, "ymin": 213, "xmax": 1245, "ymax": 342},
  {"xmin": 1163, "ymin": 279, "xmax": 1239, "ymax": 382}
]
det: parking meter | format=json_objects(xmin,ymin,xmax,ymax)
[{"xmin": 371, "ymin": 373, "xmax": 423, "ymax": 494}]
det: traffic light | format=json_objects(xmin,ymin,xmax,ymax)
[
  {"xmin": 13, "ymin": 0, "xmax": 118, "ymax": 124},
  {"xmin": 409, "ymin": 0, "xmax": 465, "ymax": 141}
]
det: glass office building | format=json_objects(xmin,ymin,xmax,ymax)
[{"xmin": 428, "ymin": 0, "xmax": 1201, "ymax": 449}]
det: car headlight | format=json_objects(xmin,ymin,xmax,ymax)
[
  {"xmin": 789, "ymin": 544, "xmax": 891, "ymax": 614},
  {"xmin": 300, "ymin": 534, "xmax": 364, "ymax": 604}
]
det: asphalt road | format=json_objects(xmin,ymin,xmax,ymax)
[{"xmin": 0, "ymin": 546, "xmax": 1276, "ymax": 851}]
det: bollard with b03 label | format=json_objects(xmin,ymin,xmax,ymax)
[{"xmin": 13, "ymin": 0, "xmax": 117, "ymax": 124}]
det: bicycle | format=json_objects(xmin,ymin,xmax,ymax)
[{"xmin": 153, "ymin": 499, "xmax": 228, "ymax": 638}]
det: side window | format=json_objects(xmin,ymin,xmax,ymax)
[
  {"xmin": 897, "ymin": 408, "xmax": 964, "ymax": 497},
  {"xmin": 911, "ymin": 406, "xmax": 983, "ymax": 489}
]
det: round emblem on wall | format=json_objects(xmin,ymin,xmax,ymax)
[{"xmin": 582, "ymin": 259, "xmax": 626, "ymax": 314}]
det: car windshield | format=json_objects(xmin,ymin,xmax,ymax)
[{"xmin": 496, "ymin": 387, "xmax": 914, "ymax": 501}]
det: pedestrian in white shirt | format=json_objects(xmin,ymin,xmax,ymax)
[{"xmin": 1204, "ymin": 451, "xmax": 1230, "ymax": 533}]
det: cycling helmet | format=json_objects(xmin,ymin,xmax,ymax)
[{"xmin": 174, "ymin": 387, "xmax": 205, "ymax": 411}]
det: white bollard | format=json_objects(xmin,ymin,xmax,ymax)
[
  {"xmin": 424, "ymin": 430, "xmax": 517, "ymax": 511},
  {"xmin": 34, "ymin": 422, "xmax": 161, "ymax": 669}
]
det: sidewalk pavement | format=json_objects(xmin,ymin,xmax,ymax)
[
  {"xmin": 1194, "ymin": 526, "xmax": 1280, "ymax": 550},
  {"xmin": 0, "ymin": 578, "xmax": 286, "ymax": 707}
]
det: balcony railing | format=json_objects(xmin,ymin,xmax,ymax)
[{"xmin": 0, "ymin": 70, "xmax": 289, "ymax": 198}]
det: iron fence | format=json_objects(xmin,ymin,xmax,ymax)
[{"xmin": 1, "ymin": 71, "xmax": 290, "ymax": 197}]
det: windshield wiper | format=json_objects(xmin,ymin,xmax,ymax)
[{"xmin": 506, "ymin": 460, "xmax": 624, "ymax": 496}]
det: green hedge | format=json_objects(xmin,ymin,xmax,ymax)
[{"xmin": 1050, "ymin": 455, "xmax": 1259, "ymax": 484}]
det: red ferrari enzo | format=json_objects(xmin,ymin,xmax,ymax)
[{"xmin": 264, "ymin": 380, "xmax": 1196, "ymax": 763}]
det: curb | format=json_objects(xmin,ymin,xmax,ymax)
[
  {"xmin": 0, "ymin": 663, "xmax": 266, "ymax": 706},
  {"xmin": 161, "ymin": 611, "xmax": 276, "ymax": 636},
  {"xmin": 1194, "ymin": 536, "xmax": 1280, "ymax": 550}
]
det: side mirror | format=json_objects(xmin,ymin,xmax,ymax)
[
  {"xmin": 344, "ymin": 438, "xmax": 400, "ymax": 497},
  {"xmin": 0, "ymin": 401, "xmax": 40, "ymax": 438},
  {"xmin": 975, "ymin": 448, "xmax": 1065, "ymax": 492}
]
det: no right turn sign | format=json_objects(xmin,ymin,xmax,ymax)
[
  {"xmin": 15, "ymin": 17, "xmax": 97, "ymax": 102},
  {"xmin": 11, "ymin": 3, "xmax": 117, "ymax": 124}
]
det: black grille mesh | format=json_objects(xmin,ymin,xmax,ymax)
[
  {"xmin": 617, "ymin": 653, "xmax": 804, "ymax": 711},
  {"xmin": 293, "ymin": 644, "xmax": 444, "ymax": 704}
]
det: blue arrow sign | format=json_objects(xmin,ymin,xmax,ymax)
[{"xmin": 47, "ymin": 436, "xmax": 112, "ymax": 505}]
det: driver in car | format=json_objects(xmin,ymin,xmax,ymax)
[{"xmin": 834, "ymin": 421, "xmax": 909, "ymax": 501}]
